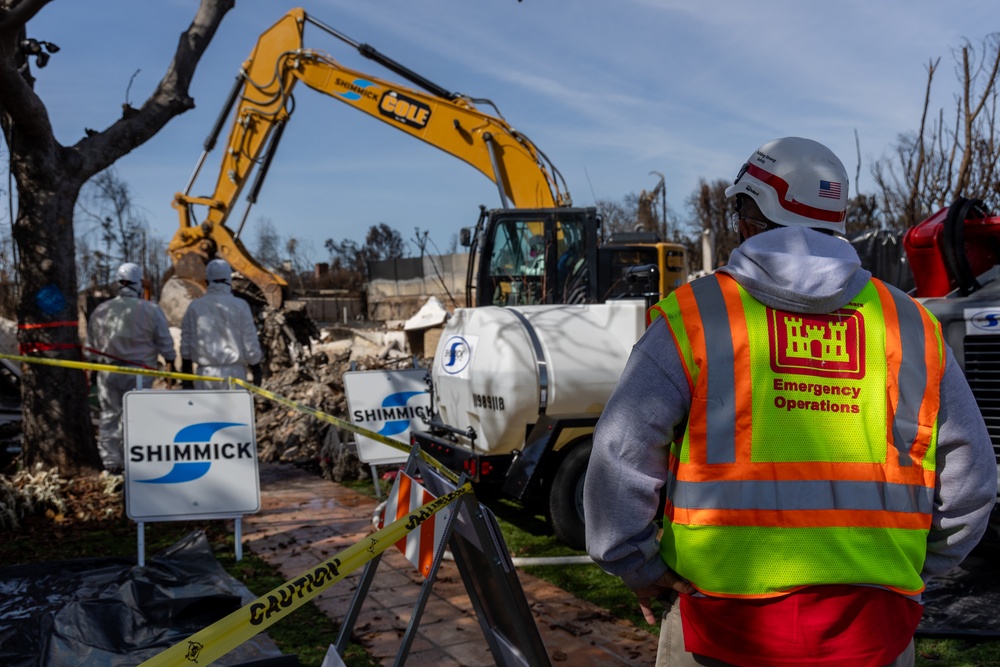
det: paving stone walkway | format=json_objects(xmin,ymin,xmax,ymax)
[{"xmin": 243, "ymin": 462, "xmax": 659, "ymax": 666}]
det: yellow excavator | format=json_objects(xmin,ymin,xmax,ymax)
[{"xmin": 162, "ymin": 7, "xmax": 685, "ymax": 327}]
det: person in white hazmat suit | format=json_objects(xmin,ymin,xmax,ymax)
[
  {"xmin": 87, "ymin": 262, "xmax": 177, "ymax": 472},
  {"xmin": 180, "ymin": 259, "xmax": 264, "ymax": 390}
]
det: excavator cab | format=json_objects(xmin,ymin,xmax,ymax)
[{"xmin": 466, "ymin": 208, "xmax": 600, "ymax": 307}]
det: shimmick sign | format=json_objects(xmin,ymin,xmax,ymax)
[
  {"xmin": 123, "ymin": 389, "xmax": 260, "ymax": 521},
  {"xmin": 343, "ymin": 368, "xmax": 432, "ymax": 465}
]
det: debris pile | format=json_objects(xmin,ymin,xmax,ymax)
[
  {"xmin": 2, "ymin": 308, "xmax": 441, "ymax": 508},
  {"xmin": 259, "ymin": 302, "xmax": 319, "ymax": 374},
  {"xmin": 254, "ymin": 320, "xmax": 431, "ymax": 483},
  {"xmin": 0, "ymin": 465, "xmax": 123, "ymax": 530}
]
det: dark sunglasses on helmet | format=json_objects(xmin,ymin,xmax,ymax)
[{"xmin": 734, "ymin": 162, "xmax": 749, "ymax": 184}]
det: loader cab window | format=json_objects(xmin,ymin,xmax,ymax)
[{"xmin": 486, "ymin": 216, "xmax": 588, "ymax": 306}]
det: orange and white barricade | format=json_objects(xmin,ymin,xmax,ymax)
[{"xmin": 378, "ymin": 471, "xmax": 453, "ymax": 578}]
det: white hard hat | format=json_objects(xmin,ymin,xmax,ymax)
[
  {"xmin": 724, "ymin": 137, "xmax": 849, "ymax": 234},
  {"xmin": 115, "ymin": 262, "xmax": 142, "ymax": 286},
  {"xmin": 206, "ymin": 259, "xmax": 232, "ymax": 284}
]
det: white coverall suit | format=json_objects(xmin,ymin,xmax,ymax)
[
  {"xmin": 180, "ymin": 282, "xmax": 263, "ymax": 389},
  {"xmin": 87, "ymin": 289, "xmax": 176, "ymax": 470}
]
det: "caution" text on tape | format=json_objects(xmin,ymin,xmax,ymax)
[{"xmin": 138, "ymin": 482, "xmax": 471, "ymax": 667}]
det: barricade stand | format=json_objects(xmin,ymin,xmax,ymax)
[
  {"xmin": 330, "ymin": 444, "xmax": 552, "ymax": 667},
  {"xmin": 332, "ymin": 446, "xmax": 463, "ymax": 665},
  {"xmin": 419, "ymin": 455, "xmax": 552, "ymax": 667}
]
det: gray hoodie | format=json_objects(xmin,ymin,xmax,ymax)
[{"xmin": 584, "ymin": 226, "xmax": 997, "ymax": 595}]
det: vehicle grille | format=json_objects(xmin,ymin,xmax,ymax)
[{"xmin": 963, "ymin": 335, "xmax": 1000, "ymax": 465}]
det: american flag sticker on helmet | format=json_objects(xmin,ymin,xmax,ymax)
[
  {"xmin": 819, "ymin": 180, "xmax": 842, "ymax": 199},
  {"xmin": 378, "ymin": 471, "xmax": 452, "ymax": 577}
]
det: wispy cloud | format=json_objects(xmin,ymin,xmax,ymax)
[{"xmin": 29, "ymin": 0, "xmax": 1000, "ymax": 250}]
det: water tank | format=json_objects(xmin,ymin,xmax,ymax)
[{"xmin": 431, "ymin": 300, "xmax": 646, "ymax": 455}]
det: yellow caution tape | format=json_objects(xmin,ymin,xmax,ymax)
[
  {"xmin": 6, "ymin": 354, "xmax": 470, "ymax": 660},
  {"xmin": 0, "ymin": 352, "xmax": 217, "ymax": 385},
  {"xmin": 232, "ymin": 378, "xmax": 460, "ymax": 483},
  {"xmin": 138, "ymin": 482, "xmax": 471, "ymax": 667},
  {"xmin": 0, "ymin": 353, "xmax": 461, "ymax": 483}
]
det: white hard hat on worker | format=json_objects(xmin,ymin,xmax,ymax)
[
  {"xmin": 115, "ymin": 262, "xmax": 142, "ymax": 286},
  {"xmin": 724, "ymin": 136, "xmax": 849, "ymax": 234},
  {"xmin": 114, "ymin": 262, "xmax": 143, "ymax": 296}
]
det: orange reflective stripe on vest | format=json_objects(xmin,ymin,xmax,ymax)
[{"xmin": 650, "ymin": 273, "xmax": 944, "ymax": 598}]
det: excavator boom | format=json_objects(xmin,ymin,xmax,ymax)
[{"xmin": 163, "ymin": 8, "xmax": 569, "ymax": 325}]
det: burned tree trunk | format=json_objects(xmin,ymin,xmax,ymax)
[
  {"xmin": 10, "ymin": 167, "xmax": 102, "ymax": 473},
  {"xmin": 0, "ymin": 0, "xmax": 234, "ymax": 475}
]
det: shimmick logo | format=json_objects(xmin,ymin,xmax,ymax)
[
  {"xmin": 767, "ymin": 307, "xmax": 865, "ymax": 379},
  {"xmin": 351, "ymin": 390, "xmax": 431, "ymax": 437},
  {"xmin": 129, "ymin": 421, "xmax": 253, "ymax": 484},
  {"xmin": 440, "ymin": 335, "xmax": 472, "ymax": 375}
]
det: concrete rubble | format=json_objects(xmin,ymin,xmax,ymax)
[{"xmin": 254, "ymin": 318, "xmax": 430, "ymax": 481}]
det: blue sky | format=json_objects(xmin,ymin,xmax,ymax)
[{"xmin": 22, "ymin": 1, "xmax": 998, "ymax": 264}]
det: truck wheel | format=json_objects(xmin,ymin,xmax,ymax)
[{"xmin": 548, "ymin": 440, "xmax": 592, "ymax": 551}]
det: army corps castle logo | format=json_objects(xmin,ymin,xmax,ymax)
[{"xmin": 767, "ymin": 308, "xmax": 865, "ymax": 379}]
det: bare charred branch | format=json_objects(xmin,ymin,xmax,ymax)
[
  {"xmin": 954, "ymin": 39, "xmax": 1000, "ymax": 197},
  {"xmin": 0, "ymin": 0, "xmax": 53, "ymax": 33},
  {"xmin": 905, "ymin": 58, "xmax": 938, "ymax": 225},
  {"xmin": 72, "ymin": 0, "xmax": 235, "ymax": 176},
  {"xmin": 964, "ymin": 37, "xmax": 1000, "ymax": 125},
  {"xmin": 0, "ymin": 15, "xmax": 58, "ymax": 167},
  {"xmin": 873, "ymin": 33, "xmax": 1000, "ymax": 227}
]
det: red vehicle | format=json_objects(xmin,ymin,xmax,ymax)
[{"xmin": 903, "ymin": 197, "xmax": 1000, "ymax": 538}]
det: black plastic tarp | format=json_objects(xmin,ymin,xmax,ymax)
[
  {"xmin": 847, "ymin": 228, "xmax": 916, "ymax": 293},
  {"xmin": 2, "ymin": 526, "xmax": 994, "ymax": 662},
  {"xmin": 918, "ymin": 538, "xmax": 1000, "ymax": 637},
  {"xmin": 0, "ymin": 530, "xmax": 296, "ymax": 666}
]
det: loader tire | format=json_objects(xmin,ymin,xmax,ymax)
[{"xmin": 548, "ymin": 440, "xmax": 592, "ymax": 551}]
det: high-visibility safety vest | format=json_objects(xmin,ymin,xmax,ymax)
[{"xmin": 648, "ymin": 273, "xmax": 944, "ymax": 598}]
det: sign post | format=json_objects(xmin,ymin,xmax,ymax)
[{"xmin": 123, "ymin": 389, "xmax": 260, "ymax": 565}]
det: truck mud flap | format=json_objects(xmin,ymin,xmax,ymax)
[{"xmin": 502, "ymin": 413, "xmax": 599, "ymax": 502}]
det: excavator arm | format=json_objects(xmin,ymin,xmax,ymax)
[{"xmin": 164, "ymin": 7, "xmax": 569, "ymax": 323}]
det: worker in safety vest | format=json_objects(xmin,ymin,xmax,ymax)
[
  {"xmin": 584, "ymin": 137, "xmax": 997, "ymax": 667},
  {"xmin": 180, "ymin": 259, "xmax": 263, "ymax": 389},
  {"xmin": 87, "ymin": 262, "xmax": 177, "ymax": 473}
]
